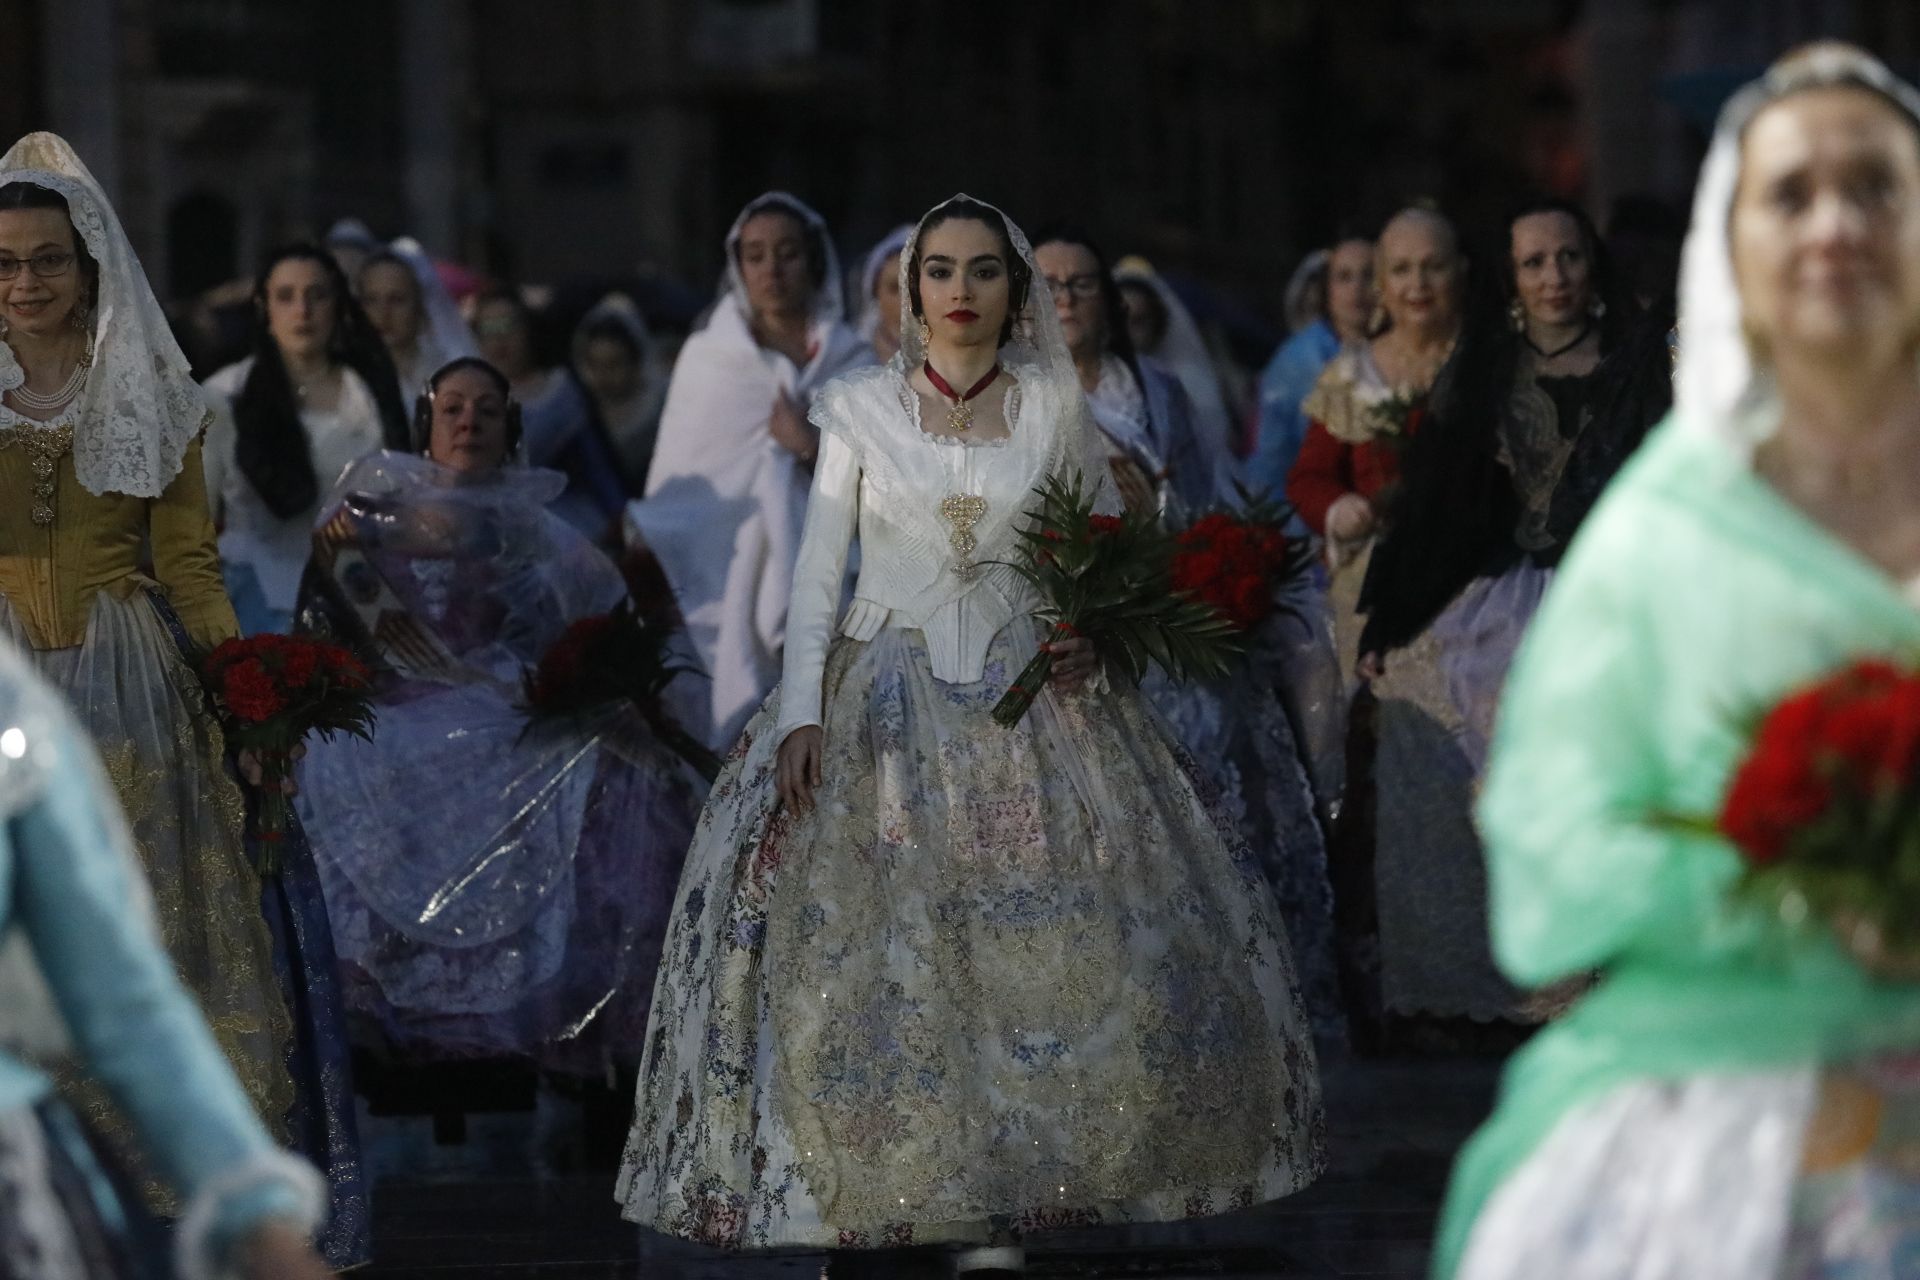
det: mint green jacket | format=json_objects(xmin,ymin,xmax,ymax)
[{"xmin": 1435, "ymin": 416, "xmax": 1920, "ymax": 1276}]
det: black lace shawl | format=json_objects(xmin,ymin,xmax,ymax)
[{"xmin": 1356, "ymin": 306, "xmax": 1674, "ymax": 658}]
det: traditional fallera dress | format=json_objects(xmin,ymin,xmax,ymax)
[
  {"xmin": 1084, "ymin": 349, "xmax": 1344, "ymax": 1042},
  {"xmin": 204, "ymin": 357, "xmax": 393, "ymax": 636},
  {"xmin": 0, "ymin": 639, "xmax": 324, "ymax": 1280},
  {"xmin": 1293, "ymin": 345, "xmax": 1527, "ymax": 1023},
  {"xmin": 1359, "ymin": 319, "xmax": 1672, "ymax": 773},
  {"xmin": 617, "ymin": 198, "xmax": 1324, "ymax": 1252},
  {"xmin": 0, "ymin": 131, "xmax": 366, "ymax": 1266},
  {"xmin": 1441, "ymin": 48, "xmax": 1920, "ymax": 1280},
  {"xmin": 294, "ymin": 451, "xmax": 702, "ymax": 1074}
]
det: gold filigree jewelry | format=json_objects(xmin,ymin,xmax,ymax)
[
  {"xmin": 922, "ymin": 361, "xmax": 1000, "ymax": 436},
  {"xmin": 0, "ymin": 421, "xmax": 74, "ymax": 525},
  {"xmin": 918, "ymin": 317, "xmax": 932, "ymax": 347},
  {"xmin": 939, "ymin": 492, "xmax": 988, "ymax": 577}
]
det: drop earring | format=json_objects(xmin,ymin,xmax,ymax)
[
  {"xmin": 1589, "ymin": 295, "xmax": 1607, "ymax": 320},
  {"xmin": 1508, "ymin": 298, "xmax": 1527, "ymax": 333},
  {"xmin": 917, "ymin": 317, "xmax": 931, "ymax": 347}
]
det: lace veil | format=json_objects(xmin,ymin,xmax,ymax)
[
  {"xmin": 572, "ymin": 290, "xmax": 658, "ymax": 371},
  {"xmin": 388, "ymin": 235, "xmax": 480, "ymax": 369},
  {"xmin": 1113, "ymin": 255, "xmax": 1237, "ymax": 463},
  {"xmin": 0, "ymin": 132, "xmax": 214, "ymax": 497},
  {"xmin": 854, "ymin": 223, "xmax": 913, "ymax": 343},
  {"xmin": 896, "ymin": 193, "xmax": 1117, "ymax": 506},
  {"xmin": 1675, "ymin": 45, "xmax": 1920, "ymax": 462}
]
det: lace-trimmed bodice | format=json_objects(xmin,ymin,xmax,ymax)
[{"xmin": 772, "ymin": 359, "xmax": 1112, "ymax": 740}]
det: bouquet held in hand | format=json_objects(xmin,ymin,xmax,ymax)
[
  {"xmin": 1709, "ymin": 658, "xmax": 1920, "ymax": 978},
  {"xmin": 201, "ymin": 634, "xmax": 376, "ymax": 874},
  {"xmin": 1170, "ymin": 489, "xmax": 1318, "ymax": 632},
  {"xmin": 992, "ymin": 471, "xmax": 1242, "ymax": 727}
]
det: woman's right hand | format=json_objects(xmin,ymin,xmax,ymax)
[
  {"xmin": 1109, "ymin": 456, "xmax": 1158, "ymax": 514},
  {"xmin": 1326, "ymin": 492, "xmax": 1376, "ymax": 542},
  {"xmin": 769, "ymin": 389, "xmax": 818, "ymax": 462},
  {"xmin": 235, "ymin": 1221, "xmax": 332, "ymax": 1280},
  {"xmin": 776, "ymin": 725, "xmax": 824, "ymax": 815}
]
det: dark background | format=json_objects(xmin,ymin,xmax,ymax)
[{"xmin": 3, "ymin": 0, "xmax": 1917, "ymax": 347}]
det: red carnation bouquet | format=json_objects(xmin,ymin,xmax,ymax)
[
  {"xmin": 1707, "ymin": 658, "xmax": 1920, "ymax": 978},
  {"xmin": 1170, "ymin": 492, "xmax": 1318, "ymax": 632},
  {"xmin": 991, "ymin": 472, "xmax": 1242, "ymax": 728},
  {"xmin": 523, "ymin": 600, "xmax": 721, "ymax": 781},
  {"xmin": 201, "ymin": 634, "xmax": 377, "ymax": 874}
]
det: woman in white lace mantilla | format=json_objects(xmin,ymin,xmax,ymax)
[
  {"xmin": 0, "ymin": 133, "xmax": 368, "ymax": 1264},
  {"xmin": 617, "ymin": 196, "xmax": 1324, "ymax": 1272}
]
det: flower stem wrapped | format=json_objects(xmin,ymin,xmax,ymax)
[{"xmin": 200, "ymin": 634, "xmax": 378, "ymax": 875}]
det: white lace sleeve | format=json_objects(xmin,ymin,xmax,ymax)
[{"xmin": 772, "ymin": 395, "xmax": 861, "ymax": 744}]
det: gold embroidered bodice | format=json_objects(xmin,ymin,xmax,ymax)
[{"xmin": 0, "ymin": 423, "xmax": 237, "ymax": 651}]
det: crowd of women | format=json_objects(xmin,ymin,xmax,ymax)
[{"xmin": 5, "ymin": 36, "xmax": 1920, "ymax": 1280}]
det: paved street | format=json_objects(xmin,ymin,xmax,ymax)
[{"xmin": 357, "ymin": 1055, "xmax": 1499, "ymax": 1279}]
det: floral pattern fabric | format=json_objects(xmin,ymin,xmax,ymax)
[
  {"xmin": 617, "ymin": 622, "xmax": 1325, "ymax": 1249},
  {"xmin": 1458, "ymin": 1058, "xmax": 1920, "ymax": 1280},
  {"xmin": 1143, "ymin": 620, "xmax": 1345, "ymax": 1044}
]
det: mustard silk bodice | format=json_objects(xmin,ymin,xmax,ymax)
[{"xmin": 0, "ymin": 422, "xmax": 237, "ymax": 651}]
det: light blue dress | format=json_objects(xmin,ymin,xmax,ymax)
[
  {"xmin": 1247, "ymin": 319, "xmax": 1341, "ymax": 501},
  {"xmin": 0, "ymin": 641, "xmax": 319, "ymax": 1278}
]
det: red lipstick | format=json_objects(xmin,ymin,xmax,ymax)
[{"xmin": 945, "ymin": 309, "xmax": 979, "ymax": 324}]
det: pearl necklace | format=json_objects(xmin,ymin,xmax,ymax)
[{"xmin": 11, "ymin": 333, "xmax": 93, "ymax": 413}]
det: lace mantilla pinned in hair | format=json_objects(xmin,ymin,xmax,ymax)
[
  {"xmin": 894, "ymin": 193, "xmax": 1119, "ymax": 516},
  {"xmin": 0, "ymin": 132, "xmax": 213, "ymax": 498}
]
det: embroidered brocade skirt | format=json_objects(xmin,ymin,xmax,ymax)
[
  {"xmin": 617, "ymin": 622, "xmax": 1326, "ymax": 1250},
  {"xmin": 0, "ymin": 589, "xmax": 371, "ymax": 1267},
  {"xmin": 0, "ymin": 590, "xmax": 294, "ymax": 1153},
  {"xmin": 301, "ymin": 685, "xmax": 701, "ymax": 1075},
  {"xmin": 1456, "ymin": 1058, "xmax": 1920, "ymax": 1280},
  {"xmin": 1143, "ymin": 621, "xmax": 1345, "ymax": 1045}
]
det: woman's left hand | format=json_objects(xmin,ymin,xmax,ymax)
[{"xmin": 1047, "ymin": 634, "xmax": 1099, "ymax": 692}]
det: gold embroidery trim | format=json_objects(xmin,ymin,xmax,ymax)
[
  {"xmin": 940, "ymin": 492, "xmax": 988, "ymax": 578},
  {"xmin": 0, "ymin": 421, "xmax": 74, "ymax": 526}
]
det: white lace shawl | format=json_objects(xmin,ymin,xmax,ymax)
[{"xmin": 0, "ymin": 133, "xmax": 214, "ymax": 497}]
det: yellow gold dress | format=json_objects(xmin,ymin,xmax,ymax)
[{"xmin": 0, "ymin": 415, "xmax": 294, "ymax": 1156}]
